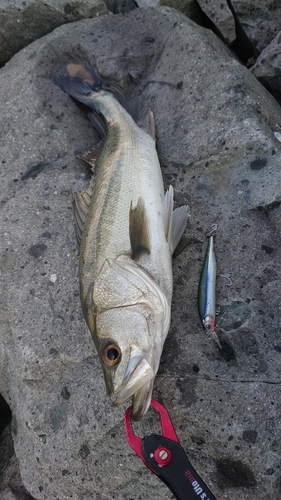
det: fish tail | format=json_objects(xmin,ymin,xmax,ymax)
[
  {"xmin": 54, "ymin": 62, "xmax": 125, "ymax": 105},
  {"xmin": 54, "ymin": 62, "xmax": 107, "ymax": 107}
]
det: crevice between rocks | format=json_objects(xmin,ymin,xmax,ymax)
[
  {"xmin": 194, "ymin": 0, "xmax": 281, "ymax": 108},
  {"xmin": 0, "ymin": 394, "xmax": 11, "ymax": 437}
]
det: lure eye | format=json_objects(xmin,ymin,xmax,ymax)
[{"xmin": 101, "ymin": 342, "xmax": 121, "ymax": 367}]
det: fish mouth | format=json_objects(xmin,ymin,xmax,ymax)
[
  {"xmin": 131, "ymin": 382, "xmax": 154, "ymax": 421},
  {"xmin": 111, "ymin": 354, "xmax": 154, "ymax": 413}
]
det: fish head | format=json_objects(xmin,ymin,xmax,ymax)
[
  {"xmin": 96, "ymin": 304, "xmax": 165, "ymax": 420},
  {"xmin": 91, "ymin": 257, "xmax": 171, "ymax": 419}
]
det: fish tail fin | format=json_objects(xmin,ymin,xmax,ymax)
[
  {"xmin": 54, "ymin": 62, "xmax": 126, "ymax": 108},
  {"xmin": 54, "ymin": 62, "xmax": 107, "ymax": 106}
]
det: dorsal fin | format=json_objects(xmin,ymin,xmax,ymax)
[
  {"xmin": 170, "ymin": 205, "xmax": 190, "ymax": 254},
  {"xmin": 138, "ymin": 110, "xmax": 156, "ymax": 140},
  {"xmin": 162, "ymin": 185, "xmax": 190, "ymax": 254},
  {"xmin": 129, "ymin": 197, "xmax": 151, "ymax": 260},
  {"xmin": 144, "ymin": 110, "xmax": 156, "ymax": 139}
]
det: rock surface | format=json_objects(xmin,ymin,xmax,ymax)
[
  {"xmin": 251, "ymin": 30, "xmax": 281, "ymax": 92},
  {"xmin": 1, "ymin": 5, "xmax": 281, "ymax": 500},
  {"xmin": 196, "ymin": 0, "xmax": 236, "ymax": 44},
  {"xmin": 0, "ymin": 425, "xmax": 36, "ymax": 500},
  {"xmin": 232, "ymin": 0, "xmax": 281, "ymax": 52},
  {"xmin": 0, "ymin": 0, "xmax": 108, "ymax": 65}
]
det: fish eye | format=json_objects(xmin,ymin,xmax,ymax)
[
  {"xmin": 101, "ymin": 342, "xmax": 121, "ymax": 367},
  {"xmin": 205, "ymin": 324, "xmax": 212, "ymax": 333}
]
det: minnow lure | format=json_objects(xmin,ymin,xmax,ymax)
[{"xmin": 198, "ymin": 228, "xmax": 221, "ymax": 348}]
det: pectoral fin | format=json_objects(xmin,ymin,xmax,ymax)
[{"xmin": 129, "ymin": 197, "xmax": 151, "ymax": 260}]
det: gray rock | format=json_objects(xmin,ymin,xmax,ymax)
[
  {"xmin": 137, "ymin": 0, "xmax": 200, "ymax": 20},
  {"xmin": 193, "ymin": 1, "xmax": 281, "ymax": 55},
  {"xmin": 0, "ymin": 425, "xmax": 36, "ymax": 500},
  {"xmin": 1, "ymin": 6, "xmax": 281, "ymax": 500},
  {"xmin": 196, "ymin": 0, "xmax": 236, "ymax": 44},
  {"xmin": 232, "ymin": 0, "xmax": 281, "ymax": 52},
  {"xmin": 135, "ymin": 0, "xmax": 159, "ymax": 6},
  {"xmin": 250, "ymin": 31, "xmax": 281, "ymax": 92},
  {"xmin": 0, "ymin": 0, "xmax": 108, "ymax": 65}
]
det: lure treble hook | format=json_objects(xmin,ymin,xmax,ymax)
[{"xmin": 205, "ymin": 223, "xmax": 218, "ymax": 238}]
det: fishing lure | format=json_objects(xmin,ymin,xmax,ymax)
[{"xmin": 198, "ymin": 226, "xmax": 221, "ymax": 348}]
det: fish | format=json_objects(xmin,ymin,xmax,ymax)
[
  {"xmin": 198, "ymin": 232, "xmax": 221, "ymax": 348},
  {"xmin": 54, "ymin": 63, "xmax": 190, "ymax": 420}
]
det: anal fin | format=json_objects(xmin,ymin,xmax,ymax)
[
  {"xmin": 76, "ymin": 138, "xmax": 105, "ymax": 172},
  {"xmin": 73, "ymin": 183, "xmax": 93, "ymax": 246}
]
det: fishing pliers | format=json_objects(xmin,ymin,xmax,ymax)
[{"xmin": 125, "ymin": 399, "xmax": 217, "ymax": 500}]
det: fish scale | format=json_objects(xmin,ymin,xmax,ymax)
[{"xmin": 80, "ymin": 92, "xmax": 170, "ymax": 302}]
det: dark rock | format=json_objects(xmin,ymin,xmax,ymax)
[
  {"xmin": 50, "ymin": 402, "xmax": 69, "ymax": 429},
  {"xmin": 191, "ymin": 435, "xmax": 205, "ymax": 445},
  {"xmin": 28, "ymin": 244, "xmax": 47, "ymax": 258},
  {"xmin": 61, "ymin": 386, "xmax": 71, "ymax": 400},
  {"xmin": 218, "ymin": 339, "xmax": 236, "ymax": 362},
  {"xmin": 79, "ymin": 443, "xmax": 90, "ymax": 459},
  {"xmin": 21, "ymin": 162, "xmax": 54, "ymax": 180},
  {"xmin": 41, "ymin": 231, "xmax": 52, "ymax": 238},
  {"xmin": 0, "ymin": 394, "xmax": 11, "ymax": 436},
  {"xmin": 250, "ymin": 157, "xmax": 267, "ymax": 170},
  {"xmin": 242, "ymin": 429, "xmax": 258, "ymax": 444},
  {"xmin": 261, "ymin": 245, "xmax": 274, "ymax": 254},
  {"xmin": 216, "ymin": 458, "xmax": 257, "ymax": 488}
]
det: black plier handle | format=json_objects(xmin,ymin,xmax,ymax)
[{"xmin": 124, "ymin": 399, "xmax": 217, "ymax": 500}]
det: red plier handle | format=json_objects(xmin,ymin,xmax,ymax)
[
  {"xmin": 124, "ymin": 399, "xmax": 217, "ymax": 500},
  {"xmin": 124, "ymin": 398, "xmax": 179, "ymax": 468}
]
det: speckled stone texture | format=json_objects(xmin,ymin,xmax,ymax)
[
  {"xmin": 1, "ymin": 6, "xmax": 281, "ymax": 500},
  {"xmin": 0, "ymin": 0, "xmax": 108, "ymax": 65},
  {"xmin": 232, "ymin": 0, "xmax": 281, "ymax": 52},
  {"xmin": 196, "ymin": 0, "xmax": 236, "ymax": 44},
  {"xmin": 251, "ymin": 30, "xmax": 281, "ymax": 92}
]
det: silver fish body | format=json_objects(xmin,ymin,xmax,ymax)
[{"xmin": 55, "ymin": 64, "xmax": 189, "ymax": 419}]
